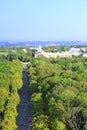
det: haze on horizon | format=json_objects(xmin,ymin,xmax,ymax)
[{"xmin": 0, "ymin": 0, "xmax": 87, "ymax": 41}]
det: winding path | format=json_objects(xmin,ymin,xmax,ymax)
[{"xmin": 16, "ymin": 63, "xmax": 31, "ymax": 130}]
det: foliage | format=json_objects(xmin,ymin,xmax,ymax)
[
  {"xmin": 0, "ymin": 47, "xmax": 32, "ymax": 61},
  {"xmin": 28, "ymin": 57, "xmax": 87, "ymax": 130},
  {"xmin": 0, "ymin": 59, "xmax": 23, "ymax": 129},
  {"xmin": 43, "ymin": 46, "xmax": 70, "ymax": 52}
]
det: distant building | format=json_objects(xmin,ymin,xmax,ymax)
[{"xmin": 34, "ymin": 46, "xmax": 85, "ymax": 58}]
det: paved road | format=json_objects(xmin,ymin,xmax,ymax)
[{"xmin": 16, "ymin": 63, "xmax": 31, "ymax": 130}]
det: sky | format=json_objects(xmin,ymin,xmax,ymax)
[{"xmin": 0, "ymin": 0, "xmax": 87, "ymax": 41}]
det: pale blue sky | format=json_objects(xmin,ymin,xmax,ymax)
[{"xmin": 0, "ymin": 0, "xmax": 87, "ymax": 41}]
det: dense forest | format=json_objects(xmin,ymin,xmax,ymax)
[
  {"xmin": 0, "ymin": 59, "xmax": 23, "ymax": 129},
  {"xmin": 28, "ymin": 57, "xmax": 87, "ymax": 130},
  {"xmin": 0, "ymin": 47, "xmax": 87, "ymax": 130}
]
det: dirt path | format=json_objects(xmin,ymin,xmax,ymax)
[{"xmin": 16, "ymin": 63, "xmax": 31, "ymax": 130}]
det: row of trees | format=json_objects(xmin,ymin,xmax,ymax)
[
  {"xmin": 28, "ymin": 57, "xmax": 87, "ymax": 130},
  {"xmin": 0, "ymin": 59, "xmax": 23, "ymax": 129},
  {"xmin": 43, "ymin": 46, "xmax": 70, "ymax": 52}
]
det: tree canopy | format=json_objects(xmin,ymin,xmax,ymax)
[{"xmin": 28, "ymin": 57, "xmax": 87, "ymax": 130}]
